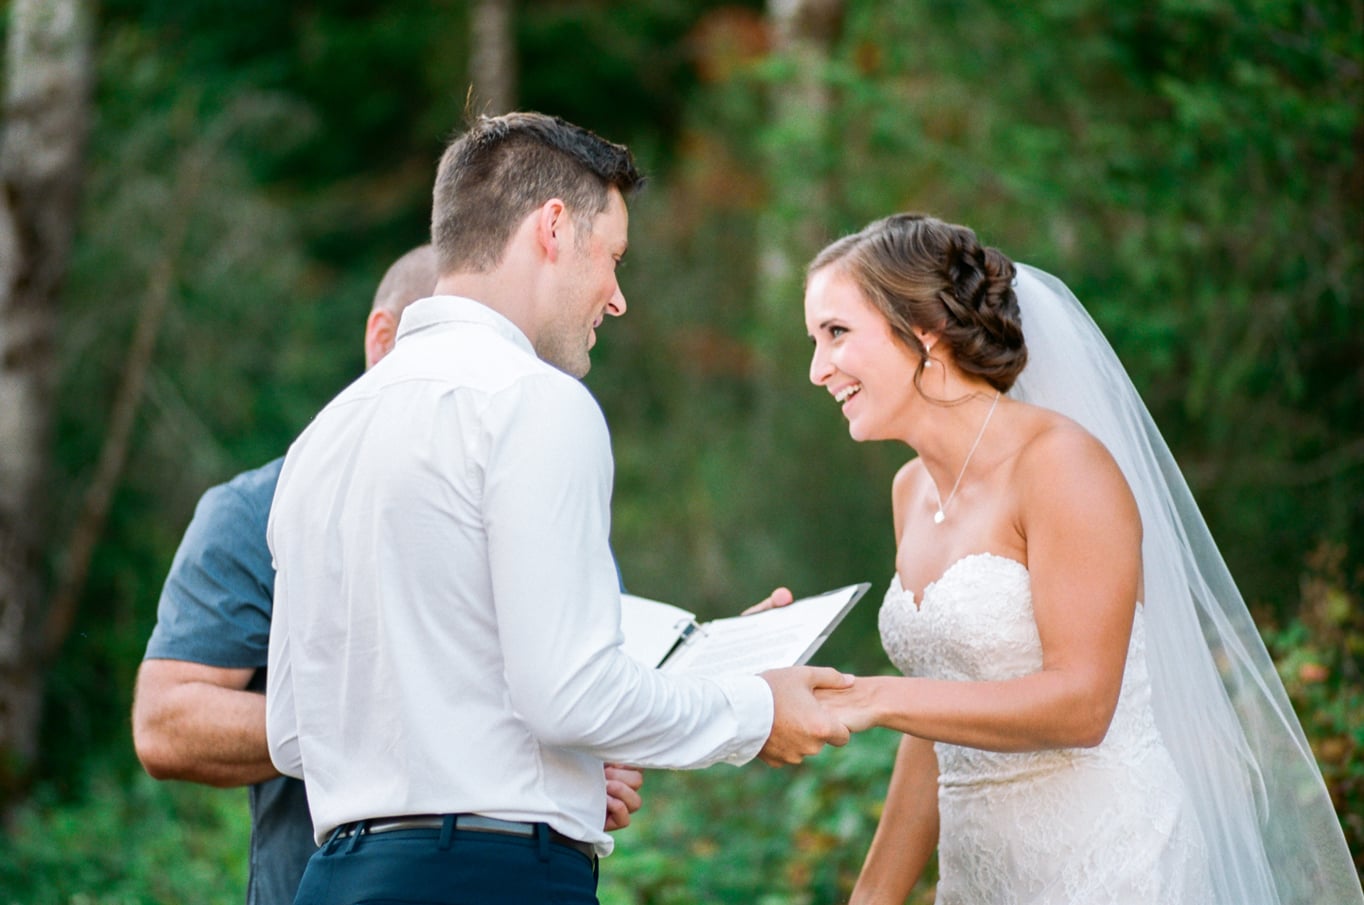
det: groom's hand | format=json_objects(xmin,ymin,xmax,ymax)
[{"xmin": 757, "ymin": 666, "xmax": 854, "ymax": 765}]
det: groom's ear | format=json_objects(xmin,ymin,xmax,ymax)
[{"xmin": 537, "ymin": 198, "xmax": 569, "ymax": 262}]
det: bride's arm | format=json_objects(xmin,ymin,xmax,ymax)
[
  {"xmin": 848, "ymin": 734, "xmax": 938, "ymax": 905},
  {"xmin": 826, "ymin": 427, "xmax": 1140, "ymax": 751}
]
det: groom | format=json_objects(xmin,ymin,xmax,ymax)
[{"xmin": 266, "ymin": 111, "xmax": 853, "ymax": 905}]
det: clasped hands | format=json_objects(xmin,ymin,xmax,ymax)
[
  {"xmin": 747, "ymin": 587, "xmax": 880, "ymax": 766},
  {"xmin": 605, "ymin": 586, "xmax": 880, "ymax": 830}
]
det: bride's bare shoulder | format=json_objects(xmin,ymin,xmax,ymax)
[
  {"xmin": 1015, "ymin": 407, "xmax": 1111, "ymax": 465},
  {"xmin": 1013, "ymin": 406, "xmax": 1134, "ymax": 511}
]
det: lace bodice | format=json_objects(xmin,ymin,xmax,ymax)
[
  {"xmin": 877, "ymin": 552, "xmax": 1212, "ymax": 904},
  {"xmin": 879, "ymin": 553, "xmax": 1166, "ymax": 786}
]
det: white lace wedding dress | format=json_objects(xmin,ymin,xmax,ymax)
[{"xmin": 879, "ymin": 552, "xmax": 1215, "ymax": 904}]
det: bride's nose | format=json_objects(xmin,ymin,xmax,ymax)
[{"xmin": 809, "ymin": 344, "xmax": 834, "ymax": 386}]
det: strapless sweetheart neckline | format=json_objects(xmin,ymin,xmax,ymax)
[{"xmin": 891, "ymin": 551, "xmax": 1029, "ymax": 611}]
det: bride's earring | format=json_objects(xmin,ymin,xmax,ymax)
[{"xmin": 922, "ymin": 342, "xmax": 934, "ymax": 369}]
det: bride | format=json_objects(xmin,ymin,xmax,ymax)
[{"xmin": 797, "ymin": 213, "xmax": 1362, "ymax": 904}]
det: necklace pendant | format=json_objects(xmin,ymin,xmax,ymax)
[{"xmin": 930, "ymin": 391, "xmax": 1000, "ymax": 530}]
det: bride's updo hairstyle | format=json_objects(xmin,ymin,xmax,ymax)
[{"xmin": 808, "ymin": 213, "xmax": 1027, "ymax": 394}]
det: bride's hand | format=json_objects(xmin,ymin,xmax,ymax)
[{"xmin": 815, "ymin": 677, "xmax": 883, "ymax": 734}]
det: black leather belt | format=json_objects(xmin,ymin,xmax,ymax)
[{"xmin": 334, "ymin": 813, "xmax": 595, "ymax": 862}]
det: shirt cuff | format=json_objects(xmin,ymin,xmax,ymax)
[{"xmin": 710, "ymin": 675, "xmax": 774, "ymax": 765}]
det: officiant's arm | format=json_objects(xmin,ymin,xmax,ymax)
[{"xmin": 848, "ymin": 734, "xmax": 938, "ymax": 905}]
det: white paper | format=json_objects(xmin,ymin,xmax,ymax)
[
  {"xmin": 619, "ymin": 583, "xmax": 870, "ymax": 678},
  {"xmin": 619, "ymin": 594, "xmax": 696, "ymax": 667}
]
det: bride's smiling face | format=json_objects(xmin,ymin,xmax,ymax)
[{"xmin": 805, "ymin": 265, "xmax": 922, "ymax": 442}]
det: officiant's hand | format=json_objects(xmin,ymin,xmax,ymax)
[
  {"xmin": 741, "ymin": 586, "xmax": 794, "ymax": 615},
  {"xmin": 604, "ymin": 763, "xmax": 644, "ymax": 831},
  {"xmin": 758, "ymin": 666, "xmax": 854, "ymax": 765}
]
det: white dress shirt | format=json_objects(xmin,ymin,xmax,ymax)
[{"xmin": 266, "ymin": 296, "xmax": 773, "ymax": 852}]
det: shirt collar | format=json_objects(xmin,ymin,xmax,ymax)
[{"xmin": 395, "ymin": 295, "xmax": 536, "ymax": 358}]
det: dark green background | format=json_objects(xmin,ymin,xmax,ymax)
[{"xmin": 4, "ymin": 1, "xmax": 1360, "ymax": 901}]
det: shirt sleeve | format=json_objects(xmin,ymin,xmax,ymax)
[
  {"xmin": 143, "ymin": 460, "xmax": 280, "ymax": 669},
  {"xmin": 265, "ymin": 597, "xmax": 302, "ymax": 779},
  {"xmin": 265, "ymin": 454, "xmax": 302, "ymax": 778},
  {"xmin": 482, "ymin": 374, "xmax": 772, "ymax": 769}
]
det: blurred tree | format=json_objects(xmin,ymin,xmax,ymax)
[
  {"xmin": 2, "ymin": 0, "xmax": 1357, "ymax": 899},
  {"xmin": 35, "ymin": 0, "xmax": 782, "ymax": 806},
  {"xmin": 0, "ymin": 0, "xmax": 93, "ymax": 814},
  {"xmin": 614, "ymin": 0, "xmax": 1362, "ymax": 617},
  {"xmin": 470, "ymin": 0, "xmax": 516, "ymax": 114},
  {"xmin": 40, "ymin": 18, "xmax": 331, "ymax": 791},
  {"xmin": 751, "ymin": 0, "xmax": 845, "ymax": 437}
]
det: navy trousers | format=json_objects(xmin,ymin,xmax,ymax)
[{"xmin": 294, "ymin": 820, "xmax": 599, "ymax": 905}]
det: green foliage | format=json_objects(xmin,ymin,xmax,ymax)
[
  {"xmin": 519, "ymin": 0, "xmax": 755, "ymax": 160},
  {"xmin": 8, "ymin": 0, "xmax": 1360, "ymax": 900},
  {"xmin": 0, "ymin": 762, "xmax": 250, "ymax": 904},
  {"xmin": 1261, "ymin": 542, "xmax": 1364, "ymax": 875},
  {"xmin": 598, "ymin": 727, "xmax": 932, "ymax": 905},
  {"xmin": 601, "ymin": 0, "xmax": 1362, "ymax": 623},
  {"xmin": 45, "ymin": 21, "xmax": 336, "ymax": 790}
]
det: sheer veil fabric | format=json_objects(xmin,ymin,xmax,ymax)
[{"xmin": 1008, "ymin": 264, "xmax": 1362, "ymax": 904}]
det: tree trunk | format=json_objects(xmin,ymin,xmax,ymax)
[
  {"xmin": 750, "ymin": 0, "xmax": 844, "ymax": 438},
  {"xmin": 0, "ymin": 0, "xmax": 94, "ymax": 811},
  {"xmin": 469, "ymin": 0, "xmax": 516, "ymax": 114}
]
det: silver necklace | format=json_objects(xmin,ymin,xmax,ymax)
[{"xmin": 933, "ymin": 390, "xmax": 1001, "ymax": 525}]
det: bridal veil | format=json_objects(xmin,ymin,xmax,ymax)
[{"xmin": 1008, "ymin": 264, "xmax": 1362, "ymax": 904}]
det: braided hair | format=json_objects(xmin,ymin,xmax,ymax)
[{"xmin": 808, "ymin": 213, "xmax": 1027, "ymax": 393}]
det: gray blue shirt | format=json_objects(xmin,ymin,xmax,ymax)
[{"xmin": 144, "ymin": 457, "xmax": 315, "ymax": 905}]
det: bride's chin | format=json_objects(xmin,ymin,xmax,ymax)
[{"xmin": 846, "ymin": 420, "xmax": 874, "ymax": 443}]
